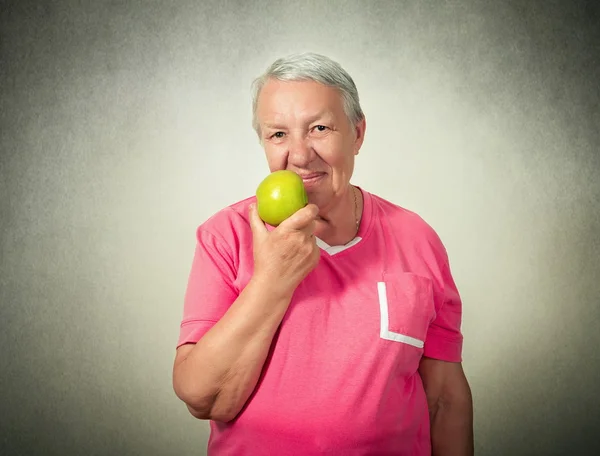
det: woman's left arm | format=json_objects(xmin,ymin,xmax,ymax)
[{"xmin": 419, "ymin": 357, "xmax": 474, "ymax": 456}]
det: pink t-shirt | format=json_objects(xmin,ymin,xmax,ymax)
[{"xmin": 178, "ymin": 188, "xmax": 464, "ymax": 455}]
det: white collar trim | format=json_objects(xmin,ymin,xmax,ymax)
[{"xmin": 315, "ymin": 236, "xmax": 363, "ymax": 256}]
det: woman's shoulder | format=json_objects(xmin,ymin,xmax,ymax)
[
  {"xmin": 369, "ymin": 192, "xmax": 431, "ymax": 227},
  {"xmin": 195, "ymin": 195, "xmax": 256, "ymax": 245},
  {"xmin": 367, "ymin": 191, "xmax": 448, "ymax": 257}
]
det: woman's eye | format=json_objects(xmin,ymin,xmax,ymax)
[
  {"xmin": 314, "ymin": 125, "xmax": 328, "ymax": 132},
  {"xmin": 271, "ymin": 132, "xmax": 285, "ymax": 139}
]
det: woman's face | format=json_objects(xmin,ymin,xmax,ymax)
[{"xmin": 256, "ymin": 78, "xmax": 366, "ymax": 213}]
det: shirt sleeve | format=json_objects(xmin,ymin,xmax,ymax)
[
  {"xmin": 423, "ymin": 260, "xmax": 464, "ymax": 362},
  {"xmin": 177, "ymin": 227, "xmax": 239, "ymax": 348}
]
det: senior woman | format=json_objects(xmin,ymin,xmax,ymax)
[{"xmin": 173, "ymin": 53, "xmax": 474, "ymax": 455}]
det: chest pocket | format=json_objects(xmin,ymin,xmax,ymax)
[{"xmin": 377, "ymin": 272, "xmax": 436, "ymax": 348}]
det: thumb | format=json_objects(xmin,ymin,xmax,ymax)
[{"xmin": 248, "ymin": 203, "xmax": 268, "ymax": 240}]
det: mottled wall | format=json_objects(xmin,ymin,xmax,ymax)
[{"xmin": 1, "ymin": 1, "xmax": 599, "ymax": 455}]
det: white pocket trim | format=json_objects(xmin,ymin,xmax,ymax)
[{"xmin": 377, "ymin": 282, "xmax": 424, "ymax": 349}]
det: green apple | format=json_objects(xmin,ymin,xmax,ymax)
[{"xmin": 256, "ymin": 170, "xmax": 308, "ymax": 226}]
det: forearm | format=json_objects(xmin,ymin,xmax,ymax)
[
  {"xmin": 173, "ymin": 276, "xmax": 292, "ymax": 422},
  {"xmin": 429, "ymin": 396, "xmax": 474, "ymax": 456}
]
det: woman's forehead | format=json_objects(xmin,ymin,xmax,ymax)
[{"xmin": 257, "ymin": 79, "xmax": 345, "ymax": 122}]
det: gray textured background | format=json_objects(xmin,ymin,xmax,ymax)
[{"xmin": 1, "ymin": 1, "xmax": 599, "ymax": 455}]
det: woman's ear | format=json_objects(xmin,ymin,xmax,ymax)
[{"xmin": 354, "ymin": 117, "xmax": 366, "ymax": 155}]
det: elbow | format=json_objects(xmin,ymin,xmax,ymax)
[
  {"xmin": 172, "ymin": 346, "xmax": 240, "ymax": 422},
  {"xmin": 437, "ymin": 374, "xmax": 473, "ymax": 409},
  {"xmin": 435, "ymin": 386, "xmax": 473, "ymax": 419},
  {"xmin": 174, "ymin": 385, "xmax": 239, "ymax": 423},
  {"xmin": 184, "ymin": 402, "xmax": 212, "ymax": 421},
  {"xmin": 426, "ymin": 395, "xmax": 442, "ymax": 421},
  {"xmin": 203, "ymin": 393, "xmax": 242, "ymax": 422},
  {"xmin": 185, "ymin": 401, "xmax": 239, "ymax": 423},
  {"xmin": 194, "ymin": 404, "xmax": 238, "ymax": 423},
  {"xmin": 173, "ymin": 379, "xmax": 215, "ymax": 421},
  {"xmin": 427, "ymin": 384, "xmax": 473, "ymax": 420}
]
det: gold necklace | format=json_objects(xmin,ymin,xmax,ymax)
[{"xmin": 352, "ymin": 185, "xmax": 360, "ymax": 233}]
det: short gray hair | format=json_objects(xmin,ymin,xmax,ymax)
[{"xmin": 251, "ymin": 52, "xmax": 365, "ymax": 137}]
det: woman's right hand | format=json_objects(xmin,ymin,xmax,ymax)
[{"xmin": 249, "ymin": 202, "xmax": 320, "ymax": 299}]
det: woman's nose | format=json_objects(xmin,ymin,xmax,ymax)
[{"xmin": 288, "ymin": 135, "xmax": 315, "ymax": 166}]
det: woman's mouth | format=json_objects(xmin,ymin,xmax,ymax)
[{"xmin": 299, "ymin": 173, "xmax": 326, "ymax": 187}]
